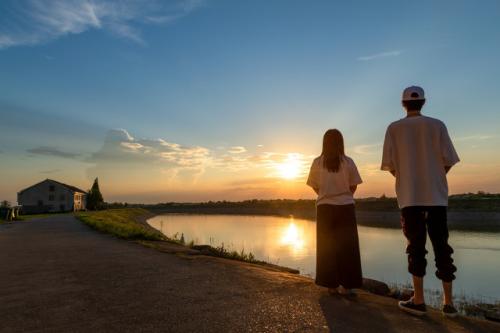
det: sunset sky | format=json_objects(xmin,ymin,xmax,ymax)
[{"xmin": 1, "ymin": 0, "xmax": 499, "ymax": 203}]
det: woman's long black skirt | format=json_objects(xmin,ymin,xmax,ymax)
[{"xmin": 316, "ymin": 204, "xmax": 363, "ymax": 289}]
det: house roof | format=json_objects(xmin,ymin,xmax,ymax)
[{"xmin": 18, "ymin": 179, "xmax": 87, "ymax": 195}]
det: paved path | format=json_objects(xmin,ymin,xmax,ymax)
[{"xmin": 1, "ymin": 216, "xmax": 499, "ymax": 333}]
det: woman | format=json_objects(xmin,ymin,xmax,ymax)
[{"xmin": 307, "ymin": 129, "xmax": 363, "ymax": 295}]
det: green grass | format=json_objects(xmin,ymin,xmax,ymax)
[
  {"xmin": 75, "ymin": 208, "xmax": 166, "ymax": 241},
  {"xmin": 190, "ymin": 243, "xmax": 260, "ymax": 263},
  {"xmin": 166, "ymin": 232, "xmax": 261, "ymax": 264}
]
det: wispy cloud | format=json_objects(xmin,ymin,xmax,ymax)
[
  {"xmin": 227, "ymin": 146, "xmax": 247, "ymax": 154},
  {"xmin": 357, "ymin": 163, "xmax": 383, "ymax": 176},
  {"xmin": 86, "ymin": 128, "xmax": 315, "ymax": 191},
  {"xmin": 89, "ymin": 129, "xmax": 210, "ymax": 167},
  {"xmin": 0, "ymin": 0, "xmax": 204, "ymax": 49},
  {"xmin": 87, "ymin": 129, "xmax": 211, "ymax": 186},
  {"xmin": 27, "ymin": 146, "xmax": 80, "ymax": 159},
  {"xmin": 40, "ymin": 169, "xmax": 61, "ymax": 174},
  {"xmin": 454, "ymin": 134, "xmax": 495, "ymax": 142},
  {"xmin": 351, "ymin": 143, "xmax": 382, "ymax": 155},
  {"xmin": 213, "ymin": 150, "xmax": 313, "ymax": 180},
  {"xmin": 357, "ymin": 50, "xmax": 402, "ymax": 61}
]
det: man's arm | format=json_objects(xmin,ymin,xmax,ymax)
[
  {"xmin": 381, "ymin": 127, "xmax": 396, "ymax": 175},
  {"xmin": 441, "ymin": 123, "xmax": 460, "ymax": 172}
]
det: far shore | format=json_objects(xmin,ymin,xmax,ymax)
[{"xmin": 146, "ymin": 207, "xmax": 500, "ymax": 232}]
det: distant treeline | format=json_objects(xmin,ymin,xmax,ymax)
[{"xmin": 106, "ymin": 193, "xmax": 500, "ymax": 220}]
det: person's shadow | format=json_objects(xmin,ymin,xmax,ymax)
[
  {"xmin": 319, "ymin": 292, "xmax": 486, "ymax": 333},
  {"xmin": 319, "ymin": 294, "xmax": 398, "ymax": 333}
]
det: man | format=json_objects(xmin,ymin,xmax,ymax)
[{"xmin": 381, "ymin": 86, "xmax": 460, "ymax": 317}]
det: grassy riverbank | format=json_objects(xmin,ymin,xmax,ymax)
[
  {"xmin": 75, "ymin": 208, "xmax": 165, "ymax": 241},
  {"xmin": 74, "ymin": 208, "xmax": 293, "ymax": 271}
]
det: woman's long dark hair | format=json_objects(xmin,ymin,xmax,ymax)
[{"xmin": 322, "ymin": 129, "xmax": 345, "ymax": 172}]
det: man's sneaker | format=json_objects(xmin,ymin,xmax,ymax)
[
  {"xmin": 398, "ymin": 298, "xmax": 427, "ymax": 316},
  {"xmin": 442, "ymin": 304, "xmax": 459, "ymax": 318}
]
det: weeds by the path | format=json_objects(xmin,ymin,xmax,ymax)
[{"xmin": 76, "ymin": 208, "xmax": 165, "ymax": 241}]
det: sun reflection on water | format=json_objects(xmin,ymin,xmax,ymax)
[{"xmin": 280, "ymin": 219, "xmax": 305, "ymax": 252}]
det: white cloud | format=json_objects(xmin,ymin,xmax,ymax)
[
  {"xmin": 120, "ymin": 142, "xmax": 144, "ymax": 151},
  {"xmin": 87, "ymin": 128, "xmax": 212, "ymax": 188},
  {"xmin": 0, "ymin": 0, "xmax": 204, "ymax": 49},
  {"xmin": 90, "ymin": 129, "xmax": 210, "ymax": 169},
  {"xmin": 454, "ymin": 134, "xmax": 495, "ymax": 142},
  {"xmin": 27, "ymin": 146, "xmax": 80, "ymax": 159},
  {"xmin": 213, "ymin": 150, "xmax": 313, "ymax": 179},
  {"xmin": 86, "ymin": 128, "xmax": 317, "ymax": 191},
  {"xmin": 40, "ymin": 169, "xmax": 62, "ymax": 174},
  {"xmin": 357, "ymin": 50, "xmax": 402, "ymax": 61},
  {"xmin": 351, "ymin": 143, "xmax": 382, "ymax": 155},
  {"xmin": 357, "ymin": 163, "xmax": 382, "ymax": 176},
  {"xmin": 227, "ymin": 146, "xmax": 247, "ymax": 154}
]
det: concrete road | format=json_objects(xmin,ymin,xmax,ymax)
[{"xmin": 1, "ymin": 216, "xmax": 499, "ymax": 333}]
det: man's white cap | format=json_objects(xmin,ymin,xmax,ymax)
[{"xmin": 402, "ymin": 86, "xmax": 425, "ymax": 101}]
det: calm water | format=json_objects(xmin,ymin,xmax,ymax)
[{"xmin": 148, "ymin": 214, "xmax": 500, "ymax": 302}]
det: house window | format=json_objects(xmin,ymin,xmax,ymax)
[
  {"xmin": 49, "ymin": 185, "xmax": 55, "ymax": 192},
  {"xmin": 49, "ymin": 194, "xmax": 55, "ymax": 201}
]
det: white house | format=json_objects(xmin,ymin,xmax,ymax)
[{"xmin": 17, "ymin": 179, "xmax": 87, "ymax": 214}]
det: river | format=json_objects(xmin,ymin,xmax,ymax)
[{"xmin": 148, "ymin": 214, "xmax": 500, "ymax": 303}]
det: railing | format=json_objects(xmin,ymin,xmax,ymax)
[{"xmin": 0, "ymin": 206, "xmax": 22, "ymax": 221}]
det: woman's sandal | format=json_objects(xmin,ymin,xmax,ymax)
[
  {"xmin": 328, "ymin": 288, "xmax": 338, "ymax": 295},
  {"xmin": 337, "ymin": 287, "xmax": 357, "ymax": 297}
]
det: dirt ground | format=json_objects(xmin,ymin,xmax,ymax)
[{"xmin": 1, "ymin": 215, "xmax": 499, "ymax": 333}]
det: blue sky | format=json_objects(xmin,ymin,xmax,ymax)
[{"xmin": 1, "ymin": 0, "xmax": 499, "ymax": 203}]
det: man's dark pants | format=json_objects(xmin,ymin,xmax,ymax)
[{"xmin": 401, "ymin": 206, "xmax": 457, "ymax": 282}]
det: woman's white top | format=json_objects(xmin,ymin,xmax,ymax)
[{"xmin": 307, "ymin": 155, "xmax": 363, "ymax": 206}]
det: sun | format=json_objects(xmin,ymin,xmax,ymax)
[{"xmin": 277, "ymin": 153, "xmax": 302, "ymax": 180}]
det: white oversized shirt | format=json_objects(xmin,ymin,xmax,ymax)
[
  {"xmin": 381, "ymin": 115, "xmax": 460, "ymax": 208},
  {"xmin": 307, "ymin": 155, "xmax": 363, "ymax": 206}
]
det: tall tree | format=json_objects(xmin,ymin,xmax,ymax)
[{"xmin": 86, "ymin": 178, "xmax": 104, "ymax": 210}]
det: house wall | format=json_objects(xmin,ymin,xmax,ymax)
[{"xmin": 17, "ymin": 180, "xmax": 86, "ymax": 213}]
